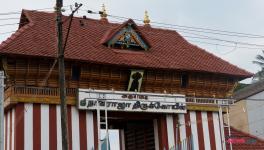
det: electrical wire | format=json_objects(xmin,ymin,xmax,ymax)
[
  {"xmin": 187, "ymin": 40, "xmax": 262, "ymax": 50},
  {"xmin": 0, "ymin": 31, "xmax": 16, "ymax": 35},
  {"xmin": 0, "ymin": 18, "xmax": 19, "ymax": 21},
  {"xmin": 1, "ymin": 8, "xmax": 264, "ymax": 49},
  {"xmin": 0, "ymin": 5, "xmax": 71, "ymax": 16},
  {"xmin": 1, "ymin": 19, "xmax": 263, "ymax": 51},
  {"xmin": 0, "ymin": 23, "xmax": 19, "ymax": 27},
  {"xmin": 80, "ymin": 8, "xmax": 264, "ymax": 38},
  {"xmin": 49, "ymin": 17, "xmax": 264, "ymax": 49},
  {"xmin": 93, "ymin": 13, "xmax": 264, "ymax": 47},
  {"xmin": 0, "ymin": 11, "xmax": 21, "ymax": 15},
  {"xmin": 107, "ymin": 14, "xmax": 264, "ymax": 38}
]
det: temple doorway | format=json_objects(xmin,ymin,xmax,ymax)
[
  {"xmin": 101, "ymin": 112, "xmax": 159, "ymax": 150},
  {"xmin": 124, "ymin": 120, "xmax": 155, "ymax": 150}
]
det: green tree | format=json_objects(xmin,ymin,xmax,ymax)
[{"xmin": 253, "ymin": 50, "xmax": 264, "ymax": 81}]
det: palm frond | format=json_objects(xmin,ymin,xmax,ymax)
[
  {"xmin": 256, "ymin": 55, "xmax": 264, "ymax": 61},
  {"xmin": 253, "ymin": 69, "xmax": 264, "ymax": 81},
  {"xmin": 253, "ymin": 50, "xmax": 264, "ymax": 67},
  {"xmin": 252, "ymin": 61, "xmax": 264, "ymax": 66}
]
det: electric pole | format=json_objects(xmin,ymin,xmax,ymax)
[
  {"xmin": 55, "ymin": 1, "xmax": 82, "ymax": 149},
  {"xmin": 56, "ymin": 0, "xmax": 69, "ymax": 149}
]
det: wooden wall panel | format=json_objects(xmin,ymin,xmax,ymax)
[{"xmin": 3, "ymin": 56, "xmax": 238, "ymax": 98}]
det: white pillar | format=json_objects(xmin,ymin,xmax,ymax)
[
  {"xmin": 0, "ymin": 71, "xmax": 5, "ymax": 150},
  {"xmin": 219, "ymin": 106, "xmax": 226, "ymax": 150},
  {"xmin": 153, "ymin": 119, "xmax": 159, "ymax": 150}
]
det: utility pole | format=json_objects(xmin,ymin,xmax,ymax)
[
  {"xmin": 56, "ymin": 0, "xmax": 69, "ymax": 149},
  {"xmin": 55, "ymin": 1, "xmax": 82, "ymax": 150},
  {"xmin": 0, "ymin": 71, "xmax": 4, "ymax": 150}
]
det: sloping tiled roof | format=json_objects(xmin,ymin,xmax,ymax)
[
  {"xmin": 0, "ymin": 10, "xmax": 252, "ymax": 78},
  {"xmin": 234, "ymin": 80, "xmax": 264, "ymax": 101},
  {"xmin": 226, "ymin": 126, "xmax": 264, "ymax": 150}
]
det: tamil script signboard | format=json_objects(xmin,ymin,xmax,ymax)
[{"xmin": 78, "ymin": 89, "xmax": 186, "ymax": 113}]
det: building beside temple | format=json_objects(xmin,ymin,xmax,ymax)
[
  {"xmin": 0, "ymin": 7, "xmax": 254, "ymax": 150},
  {"xmin": 229, "ymin": 80, "xmax": 264, "ymax": 139}
]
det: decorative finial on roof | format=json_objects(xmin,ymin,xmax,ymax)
[
  {"xmin": 100, "ymin": 4, "xmax": 107, "ymax": 19},
  {"xmin": 143, "ymin": 10, "xmax": 150, "ymax": 26}
]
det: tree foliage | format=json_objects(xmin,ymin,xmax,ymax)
[{"xmin": 252, "ymin": 50, "xmax": 264, "ymax": 81}]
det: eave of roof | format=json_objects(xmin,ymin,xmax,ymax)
[
  {"xmin": 234, "ymin": 80, "xmax": 264, "ymax": 101},
  {"xmin": 226, "ymin": 126, "xmax": 264, "ymax": 150}
]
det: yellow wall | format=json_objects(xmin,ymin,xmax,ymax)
[{"xmin": 224, "ymin": 100, "xmax": 249, "ymax": 133}]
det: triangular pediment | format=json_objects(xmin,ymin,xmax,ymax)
[{"xmin": 102, "ymin": 19, "xmax": 150, "ymax": 51}]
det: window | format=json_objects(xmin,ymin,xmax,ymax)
[
  {"xmin": 181, "ymin": 74, "xmax": 189, "ymax": 88},
  {"xmin": 71, "ymin": 65, "xmax": 81, "ymax": 81}
]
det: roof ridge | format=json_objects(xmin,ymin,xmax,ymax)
[{"xmin": 234, "ymin": 79, "xmax": 264, "ymax": 100}]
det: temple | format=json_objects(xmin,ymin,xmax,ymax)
[{"xmin": 0, "ymin": 7, "xmax": 253, "ymax": 150}]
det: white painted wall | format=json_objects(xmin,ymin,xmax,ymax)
[{"xmin": 246, "ymin": 91, "xmax": 264, "ymax": 139}]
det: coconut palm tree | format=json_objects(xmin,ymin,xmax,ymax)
[{"xmin": 252, "ymin": 50, "xmax": 264, "ymax": 81}]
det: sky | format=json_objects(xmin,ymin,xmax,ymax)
[{"xmin": 1, "ymin": 0, "xmax": 264, "ymax": 84}]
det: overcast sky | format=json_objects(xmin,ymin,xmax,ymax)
[{"xmin": 1, "ymin": 0, "xmax": 264, "ymax": 84}]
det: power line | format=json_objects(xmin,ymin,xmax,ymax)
[
  {"xmin": 59, "ymin": 15, "xmax": 264, "ymax": 49},
  {"xmin": 149, "ymin": 32, "xmax": 264, "ymax": 47},
  {"xmin": 84, "ymin": 8, "xmax": 264, "ymax": 38},
  {"xmin": 1, "ymin": 8, "xmax": 264, "ymax": 49},
  {"xmin": 89, "ymin": 12, "xmax": 264, "ymax": 47},
  {"xmin": 0, "ymin": 23, "xmax": 19, "ymax": 27},
  {"xmin": 0, "ymin": 31, "xmax": 16, "ymax": 35},
  {"xmin": 139, "ymin": 24, "xmax": 264, "ymax": 47},
  {"xmin": 0, "ymin": 18, "xmax": 19, "ymax": 21},
  {"xmin": 107, "ymin": 14, "xmax": 264, "ymax": 38},
  {"xmin": 0, "ymin": 6, "xmax": 70, "ymax": 16},
  {"xmin": 171, "ymin": 27, "xmax": 264, "ymax": 39},
  {"xmin": 1, "ymin": 7, "xmax": 264, "ymax": 39},
  {"xmin": 188, "ymin": 40, "xmax": 262, "ymax": 50},
  {"xmin": 1, "ymin": 18, "xmax": 263, "ymax": 50},
  {"xmin": 68, "ymin": 17, "xmax": 264, "ymax": 49},
  {"xmin": 0, "ymin": 12, "xmax": 21, "ymax": 15}
]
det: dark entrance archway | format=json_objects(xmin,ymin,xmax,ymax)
[
  {"xmin": 124, "ymin": 120, "xmax": 155, "ymax": 150},
  {"xmin": 102, "ymin": 112, "xmax": 159, "ymax": 150}
]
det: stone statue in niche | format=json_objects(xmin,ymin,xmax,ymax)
[
  {"xmin": 124, "ymin": 32, "xmax": 132, "ymax": 48},
  {"xmin": 129, "ymin": 72, "xmax": 143, "ymax": 92}
]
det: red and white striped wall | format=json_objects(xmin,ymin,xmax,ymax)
[
  {"xmin": 154, "ymin": 111, "xmax": 223, "ymax": 150},
  {"xmin": 4, "ymin": 103, "xmax": 98, "ymax": 150},
  {"xmin": 4, "ymin": 103, "xmax": 223, "ymax": 150}
]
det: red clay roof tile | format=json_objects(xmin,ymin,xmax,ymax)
[{"xmin": 225, "ymin": 126, "xmax": 264, "ymax": 150}]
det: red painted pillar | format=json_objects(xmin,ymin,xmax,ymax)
[
  {"xmin": 158, "ymin": 115, "xmax": 169, "ymax": 150},
  {"xmin": 14, "ymin": 103, "xmax": 24, "ymax": 150}
]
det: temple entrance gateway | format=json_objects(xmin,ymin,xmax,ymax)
[
  {"xmin": 103, "ymin": 112, "xmax": 158, "ymax": 150},
  {"xmin": 124, "ymin": 120, "xmax": 155, "ymax": 150},
  {"xmin": 78, "ymin": 89, "xmax": 187, "ymax": 150}
]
